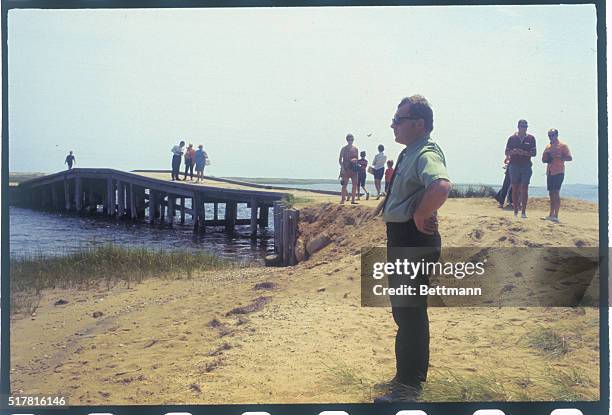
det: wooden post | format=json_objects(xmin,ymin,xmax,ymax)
[
  {"xmin": 137, "ymin": 187, "xmax": 146, "ymax": 218},
  {"xmin": 74, "ymin": 177, "xmax": 82, "ymax": 212},
  {"xmin": 250, "ymin": 197, "xmax": 258, "ymax": 237},
  {"xmin": 106, "ymin": 177, "xmax": 115, "ymax": 216},
  {"xmin": 63, "ymin": 178, "xmax": 71, "ymax": 211},
  {"xmin": 201, "ymin": 201, "xmax": 207, "ymax": 233},
  {"xmin": 273, "ymin": 202, "xmax": 282, "ymax": 256},
  {"xmin": 117, "ymin": 181, "xmax": 125, "ymax": 217},
  {"xmin": 159, "ymin": 193, "xmax": 166, "ymax": 223},
  {"xmin": 282, "ymin": 208, "xmax": 290, "ymax": 265},
  {"xmin": 88, "ymin": 189, "xmax": 97, "ymax": 213},
  {"xmin": 128, "ymin": 184, "xmax": 135, "ymax": 219},
  {"xmin": 259, "ymin": 205, "xmax": 269, "ymax": 228},
  {"xmin": 51, "ymin": 184, "xmax": 58, "ymax": 210},
  {"xmin": 226, "ymin": 201, "xmax": 237, "ymax": 233},
  {"xmin": 149, "ymin": 190, "xmax": 156, "ymax": 223},
  {"xmin": 41, "ymin": 187, "xmax": 51, "ymax": 210},
  {"xmin": 168, "ymin": 195, "xmax": 175, "ymax": 226},
  {"xmin": 180, "ymin": 197, "xmax": 186, "ymax": 224},
  {"xmin": 193, "ymin": 193, "xmax": 202, "ymax": 232},
  {"xmin": 213, "ymin": 202, "xmax": 218, "ymax": 221},
  {"xmin": 287, "ymin": 209, "xmax": 299, "ymax": 266}
]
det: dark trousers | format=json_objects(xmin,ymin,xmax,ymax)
[
  {"xmin": 184, "ymin": 159, "xmax": 194, "ymax": 179},
  {"xmin": 495, "ymin": 172, "xmax": 513, "ymax": 205},
  {"xmin": 171, "ymin": 155, "xmax": 181, "ymax": 180},
  {"xmin": 386, "ymin": 219, "xmax": 441, "ymax": 386}
]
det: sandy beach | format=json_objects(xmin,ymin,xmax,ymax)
[{"xmin": 10, "ymin": 196, "xmax": 600, "ymax": 404}]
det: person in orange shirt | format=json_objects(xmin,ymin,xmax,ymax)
[{"xmin": 541, "ymin": 128, "xmax": 572, "ymax": 222}]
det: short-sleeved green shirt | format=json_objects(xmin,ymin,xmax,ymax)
[{"xmin": 383, "ymin": 135, "xmax": 450, "ymax": 223}]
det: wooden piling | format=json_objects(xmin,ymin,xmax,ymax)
[
  {"xmin": 168, "ymin": 195, "xmax": 175, "ymax": 226},
  {"xmin": 259, "ymin": 205, "xmax": 269, "ymax": 228},
  {"xmin": 106, "ymin": 177, "xmax": 115, "ymax": 216},
  {"xmin": 88, "ymin": 188, "xmax": 97, "ymax": 213},
  {"xmin": 273, "ymin": 202, "xmax": 283, "ymax": 257},
  {"xmin": 129, "ymin": 183, "xmax": 137, "ymax": 220},
  {"xmin": 74, "ymin": 177, "xmax": 82, "ymax": 212},
  {"xmin": 287, "ymin": 209, "xmax": 299, "ymax": 266},
  {"xmin": 180, "ymin": 197, "xmax": 186, "ymax": 224},
  {"xmin": 250, "ymin": 197, "xmax": 258, "ymax": 237},
  {"xmin": 193, "ymin": 193, "xmax": 202, "ymax": 232},
  {"xmin": 226, "ymin": 201, "xmax": 237, "ymax": 232},
  {"xmin": 282, "ymin": 208, "xmax": 290, "ymax": 264},
  {"xmin": 149, "ymin": 190, "xmax": 156, "ymax": 224},
  {"xmin": 159, "ymin": 193, "xmax": 166, "ymax": 223},
  {"xmin": 117, "ymin": 181, "xmax": 125, "ymax": 217},
  {"xmin": 63, "ymin": 178, "xmax": 71, "ymax": 211},
  {"xmin": 51, "ymin": 185, "xmax": 58, "ymax": 210}
]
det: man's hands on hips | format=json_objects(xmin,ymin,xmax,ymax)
[{"xmin": 413, "ymin": 211, "xmax": 438, "ymax": 235}]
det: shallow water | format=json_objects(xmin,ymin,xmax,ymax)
[{"xmin": 9, "ymin": 205, "xmax": 274, "ymax": 263}]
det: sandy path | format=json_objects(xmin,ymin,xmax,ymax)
[{"xmin": 11, "ymin": 197, "xmax": 601, "ymax": 403}]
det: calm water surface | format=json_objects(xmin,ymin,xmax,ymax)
[{"xmin": 10, "ymin": 205, "xmax": 274, "ymax": 263}]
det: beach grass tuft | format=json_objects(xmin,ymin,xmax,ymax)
[
  {"xmin": 526, "ymin": 328, "xmax": 569, "ymax": 358},
  {"xmin": 449, "ymin": 184, "xmax": 496, "ymax": 198},
  {"xmin": 420, "ymin": 370, "xmax": 508, "ymax": 401},
  {"xmin": 282, "ymin": 193, "xmax": 314, "ymax": 207},
  {"xmin": 10, "ymin": 244, "xmax": 235, "ymax": 316}
]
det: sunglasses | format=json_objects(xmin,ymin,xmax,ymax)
[
  {"xmin": 519, "ymin": 124, "xmax": 528, "ymax": 128},
  {"xmin": 392, "ymin": 115, "xmax": 421, "ymax": 125}
]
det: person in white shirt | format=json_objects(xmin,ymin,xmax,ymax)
[
  {"xmin": 171, "ymin": 140, "xmax": 185, "ymax": 181},
  {"xmin": 372, "ymin": 144, "xmax": 387, "ymax": 199}
]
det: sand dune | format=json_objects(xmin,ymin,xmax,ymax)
[{"xmin": 10, "ymin": 197, "xmax": 600, "ymax": 403}]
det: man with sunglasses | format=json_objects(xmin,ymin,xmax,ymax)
[
  {"xmin": 374, "ymin": 95, "xmax": 451, "ymax": 403},
  {"xmin": 505, "ymin": 119, "xmax": 537, "ymax": 218},
  {"xmin": 541, "ymin": 128, "xmax": 572, "ymax": 222}
]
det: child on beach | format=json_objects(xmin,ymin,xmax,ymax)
[
  {"xmin": 357, "ymin": 151, "xmax": 369, "ymax": 200},
  {"xmin": 384, "ymin": 159, "xmax": 394, "ymax": 194}
]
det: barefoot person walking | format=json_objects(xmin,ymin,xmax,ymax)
[
  {"xmin": 505, "ymin": 119, "xmax": 536, "ymax": 218},
  {"xmin": 374, "ymin": 95, "xmax": 451, "ymax": 403},
  {"xmin": 541, "ymin": 128, "xmax": 572, "ymax": 222},
  {"xmin": 338, "ymin": 134, "xmax": 359, "ymax": 204}
]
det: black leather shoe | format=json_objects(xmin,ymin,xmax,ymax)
[{"xmin": 373, "ymin": 382, "xmax": 422, "ymax": 403}]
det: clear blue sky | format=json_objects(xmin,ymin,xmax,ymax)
[{"xmin": 8, "ymin": 5, "xmax": 598, "ymax": 186}]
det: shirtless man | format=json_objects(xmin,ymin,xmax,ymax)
[{"xmin": 338, "ymin": 134, "xmax": 359, "ymax": 204}]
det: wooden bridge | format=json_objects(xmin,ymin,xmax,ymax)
[{"xmin": 12, "ymin": 168, "xmax": 296, "ymax": 242}]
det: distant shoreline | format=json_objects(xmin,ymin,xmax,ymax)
[{"xmin": 8, "ymin": 172, "xmax": 598, "ymax": 189}]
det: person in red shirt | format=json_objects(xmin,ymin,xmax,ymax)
[
  {"xmin": 541, "ymin": 128, "xmax": 572, "ymax": 222},
  {"xmin": 384, "ymin": 159, "xmax": 395, "ymax": 194}
]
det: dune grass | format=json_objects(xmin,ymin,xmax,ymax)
[
  {"xmin": 282, "ymin": 193, "xmax": 315, "ymax": 208},
  {"xmin": 10, "ymin": 244, "xmax": 236, "ymax": 316},
  {"xmin": 526, "ymin": 328, "xmax": 570, "ymax": 358},
  {"xmin": 449, "ymin": 184, "xmax": 497, "ymax": 198},
  {"xmin": 321, "ymin": 359, "xmax": 598, "ymax": 402}
]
